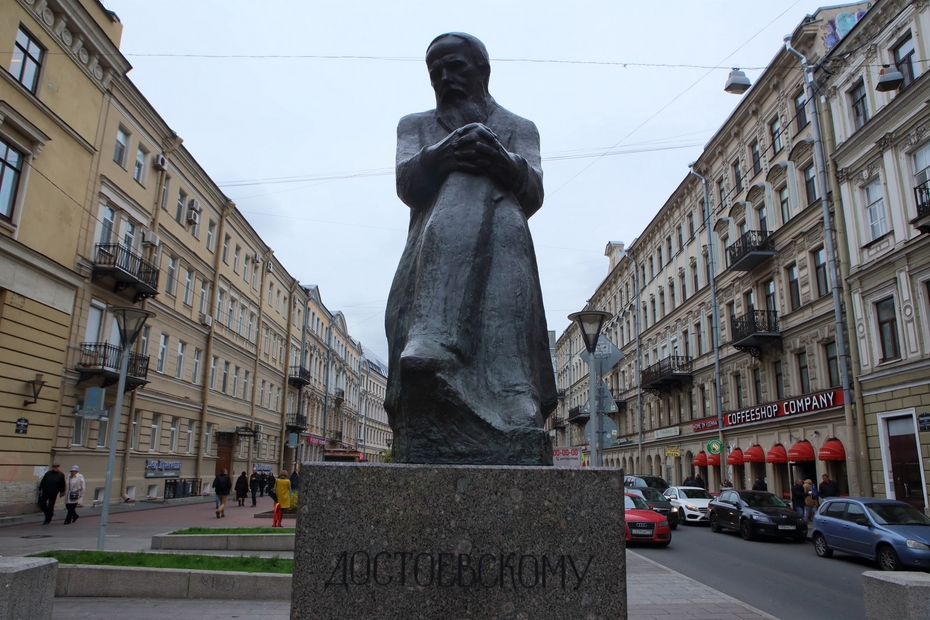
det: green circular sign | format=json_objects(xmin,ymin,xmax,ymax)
[{"xmin": 706, "ymin": 439, "xmax": 723, "ymax": 455}]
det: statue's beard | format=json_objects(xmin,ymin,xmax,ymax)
[{"xmin": 436, "ymin": 92, "xmax": 491, "ymax": 132}]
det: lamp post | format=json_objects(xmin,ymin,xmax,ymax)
[
  {"xmin": 688, "ymin": 164, "xmax": 726, "ymax": 489},
  {"xmin": 97, "ymin": 306, "xmax": 154, "ymax": 550},
  {"xmin": 617, "ymin": 250, "xmax": 643, "ymax": 472},
  {"xmin": 568, "ymin": 310, "xmax": 613, "ymax": 467}
]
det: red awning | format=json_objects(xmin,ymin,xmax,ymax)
[
  {"xmin": 727, "ymin": 448, "xmax": 744, "ymax": 465},
  {"xmin": 788, "ymin": 441, "xmax": 815, "ymax": 462},
  {"xmin": 744, "ymin": 445, "xmax": 765, "ymax": 463},
  {"xmin": 766, "ymin": 444, "xmax": 788, "ymax": 463},
  {"xmin": 707, "ymin": 453, "xmax": 720, "ymax": 466},
  {"xmin": 693, "ymin": 452, "xmax": 708, "ymax": 467},
  {"xmin": 819, "ymin": 438, "xmax": 847, "ymax": 461}
]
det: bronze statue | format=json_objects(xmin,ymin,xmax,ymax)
[{"xmin": 385, "ymin": 33, "xmax": 556, "ymax": 465}]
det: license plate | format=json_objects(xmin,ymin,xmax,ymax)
[
  {"xmin": 631, "ymin": 529, "xmax": 652, "ymax": 536},
  {"xmin": 777, "ymin": 525, "xmax": 796, "ymax": 530}
]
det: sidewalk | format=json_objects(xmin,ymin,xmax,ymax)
[{"xmin": 1, "ymin": 501, "xmax": 777, "ymax": 619}]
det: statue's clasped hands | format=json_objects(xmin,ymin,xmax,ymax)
[{"xmin": 430, "ymin": 123, "xmax": 520, "ymax": 189}]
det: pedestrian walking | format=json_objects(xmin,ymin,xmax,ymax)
[
  {"xmin": 249, "ymin": 468, "xmax": 261, "ymax": 507},
  {"xmin": 234, "ymin": 471, "xmax": 249, "ymax": 507},
  {"xmin": 275, "ymin": 470, "xmax": 292, "ymax": 510},
  {"xmin": 211, "ymin": 469, "xmax": 232, "ymax": 518},
  {"xmin": 289, "ymin": 466, "xmax": 300, "ymax": 492},
  {"xmin": 258, "ymin": 471, "xmax": 267, "ymax": 497},
  {"xmin": 818, "ymin": 474, "xmax": 839, "ymax": 501},
  {"xmin": 751, "ymin": 477, "xmax": 767, "ymax": 491},
  {"xmin": 63, "ymin": 466, "xmax": 85, "ymax": 525},
  {"xmin": 791, "ymin": 478, "xmax": 806, "ymax": 517},
  {"xmin": 37, "ymin": 463, "xmax": 65, "ymax": 525}
]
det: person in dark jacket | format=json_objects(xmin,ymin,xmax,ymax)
[
  {"xmin": 818, "ymin": 474, "xmax": 839, "ymax": 500},
  {"xmin": 211, "ymin": 469, "xmax": 232, "ymax": 518},
  {"xmin": 752, "ymin": 477, "xmax": 767, "ymax": 491},
  {"xmin": 258, "ymin": 471, "xmax": 267, "ymax": 497},
  {"xmin": 289, "ymin": 466, "xmax": 299, "ymax": 492},
  {"xmin": 249, "ymin": 468, "xmax": 261, "ymax": 507},
  {"xmin": 791, "ymin": 478, "xmax": 806, "ymax": 516},
  {"xmin": 234, "ymin": 472, "xmax": 249, "ymax": 507},
  {"xmin": 693, "ymin": 474, "xmax": 706, "ymax": 489},
  {"xmin": 37, "ymin": 463, "xmax": 65, "ymax": 525},
  {"xmin": 683, "ymin": 474, "xmax": 695, "ymax": 487}
]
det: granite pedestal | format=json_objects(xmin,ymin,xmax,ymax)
[
  {"xmin": 0, "ymin": 557, "xmax": 57, "ymax": 620},
  {"xmin": 291, "ymin": 463, "xmax": 627, "ymax": 620}
]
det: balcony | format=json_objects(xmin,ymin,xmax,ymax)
[
  {"xmin": 730, "ymin": 310, "xmax": 781, "ymax": 357},
  {"xmin": 912, "ymin": 180, "xmax": 930, "ymax": 233},
  {"xmin": 328, "ymin": 429, "xmax": 343, "ymax": 442},
  {"xmin": 76, "ymin": 342, "xmax": 150, "ymax": 391},
  {"xmin": 567, "ymin": 405, "xmax": 589, "ymax": 425},
  {"xmin": 551, "ymin": 415, "xmax": 566, "ymax": 429},
  {"xmin": 557, "ymin": 389, "xmax": 567, "ymax": 400},
  {"xmin": 641, "ymin": 356, "xmax": 693, "ymax": 393},
  {"xmin": 610, "ymin": 390, "xmax": 628, "ymax": 413},
  {"xmin": 286, "ymin": 413, "xmax": 308, "ymax": 431},
  {"xmin": 333, "ymin": 388, "xmax": 345, "ymax": 406},
  {"xmin": 726, "ymin": 230, "xmax": 776, "ymax": 272},
  {"xmin": 91, "ymin": 243, "xmax": 159, "ymax": 301},
  {"xmin": 288, "ymin": 365, "xmax": 311, "ymax": 388}
]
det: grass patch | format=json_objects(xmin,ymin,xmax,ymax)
[
  {"xmin": 32, "ymin": 550, "xmax": 292, "ymax": 574},
  {"xmin": 168, "ymin": 527, "xmax": 295, "ymax": 535}
]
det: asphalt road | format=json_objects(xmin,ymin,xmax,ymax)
[{"xmin": 634, "ymin": 520, "xmax": 879, "ymax": 620}]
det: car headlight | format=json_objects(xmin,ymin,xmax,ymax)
[
  {"xmin": 753, "ymin": 514, "xmax": 772, "ymax": 523},
  {"xmin": 658, "ymin": 521, "xmax": 668, "ymax": 528},
  {"xmin": 906, "ymin": 539, "xmax": 930, "ymax": 551},
  {"xmin": 685, "ymin": 504, "xmax": 698, "ymax": 511}
]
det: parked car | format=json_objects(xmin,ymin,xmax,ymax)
[
  {"xmin": 624, "ymin": 475, "xmax": 670, "ymax": 491},
  {"xmin": 811, "ymin": 498, "xmax": 930, "ymax": 571},
  {"xmin": 664, "ymin": 486, "xmax": 714, "ymax": 525},
  {"xmin": 709, "ymin": 490, "xmax": 807, "ymax": 542},
  {"xmin": 626, "ymin": 486, "xmax": 679, "ymax": 529},
  {"xmin": 624, "ymin": 494, "xmax": 671, "ymax": 547}
]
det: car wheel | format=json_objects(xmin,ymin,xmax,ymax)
[
  {"xmin": 739, "ymin": 519, "xmax": 756, "ymax": 541},
  {"xmin": 709, "ymin": 512, "xmax": 721, "ymax": 532},
  {"xmin": 877, "ymin": 545, "xmax": 901, "ymax": 571},
  {"xmin": 813, "ymin": 533, "xmax": 833, "ymax": 558}
]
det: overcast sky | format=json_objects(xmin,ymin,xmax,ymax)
[{"xmin": 102, "ymin": 0, "xmax": 826, "ymax": 362}]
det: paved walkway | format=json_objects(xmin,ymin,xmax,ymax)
[{"xmin": 2, "ymin": 500, "xmax": 778, "ymax": 619}]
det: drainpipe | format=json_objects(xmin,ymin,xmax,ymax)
[
  {"xmin": 619, "ymin": 251, "xmax": 643, "ymax": 472},
  {"xmin": 784, "ymin": 38, "xmax": 859, "ymax": 496}
]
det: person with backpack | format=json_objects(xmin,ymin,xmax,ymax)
[{"xmin": 803, "ymin": 478, "xmax": 818, "ymax": 521}]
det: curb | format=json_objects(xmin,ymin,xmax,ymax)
[
  {"xmin": 151, "ymin": 533, "xmax": 295, "ymax": 551},
  {"xmin": 56, "ymin": 564, "xmax": 291, "ymax": 599}
]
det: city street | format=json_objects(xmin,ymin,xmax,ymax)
[{"xmin": 635, "ymin": 521, "xmax": 875, "ymax": 620}]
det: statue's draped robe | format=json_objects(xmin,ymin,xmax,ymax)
[{"xmin": 385, "ymin": 102, "xmax": 557, "ymax": 465}]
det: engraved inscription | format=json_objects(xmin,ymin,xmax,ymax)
[{"xmin": 325, "ymin": 551, "xmax": 594, "ymax": 591}]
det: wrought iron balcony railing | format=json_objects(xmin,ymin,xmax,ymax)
[
  {"xmin": 730, "ymin": 310, "xmax": 781, "ymax": 357},
  {"xmin": 641, "ymin": 356, "xmax": 693, "ymax": 392},
  {"xmin": 551, "ymin": 416, "xmax": 567, "ymax": 429},
  {"xmin": 567, "ymin": 405, "xmax": 588, "ymax": 424},
  {"xmin": 288, "ymin": 365, "xmax": 312, "ymax": 388},
  {"xmin": 286, "ymin": 413, "xmax": 308, "ymax": 430},
  {"xmin": 76, "ymin": 342, "xmax": 150, "ymax": 388},
  {"xmin": 913, "ymin": 180, "xmax": 930, "ymax": 233},
  {"xmin": 333, "ymin": 388, "xmax": 345, "ymax": 405},
  {"xmin": 92, "ymin": 243, "xmax": 159, "ymax": 300},
  {"xmin": 726, "ymin": 230, "xmax": 776, "ymax": 272}
]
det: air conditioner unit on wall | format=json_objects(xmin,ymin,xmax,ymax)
[
  {"xmin": 186, "ymin": 210, "xmax": 200, "ymax": 225},
  {"xmin": 153, "ymin": 155, "xmax": 167, "ymax": 171},
  {"xmin": 199, "ymin": 313, "xmax": 213, "ymax": 327},
  {"xmin": 188, "ymin": 198, "xmax": 201, "ymax": 213},
  {"xmin": 252, "ymin": 252, "xmax": 261, "ymax": 263},
  {"xmin": 266, "ymin": 262, "xmax": 274, "ymax": 274},
  {"xmin": 141, "ymin": 230, "xmax": 161, "ymax": 247}
]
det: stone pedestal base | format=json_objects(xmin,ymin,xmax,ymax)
[
  {"xmin": 291, "ymin": 463, "xmax": 627, "ymax": 620},
  {"xmin": 0, "ymin": 557, "xmax": 57, "ymax": 620}
]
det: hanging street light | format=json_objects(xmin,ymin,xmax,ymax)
[{"xmin": 724, "ymin": 68, "xmax": 751, "ymax": 94}]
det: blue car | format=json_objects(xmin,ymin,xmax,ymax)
[{"xmin": 812, "ymin": 498, "xmax": 930, "ymax": 571}]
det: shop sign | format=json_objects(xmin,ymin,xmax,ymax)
[
  {"xmin": 14, "ymin": 417, "xmax": 28, "ymax": 434},
  {"xmin": 654, "ymin": 427, "xmax": 680, "ymax": 439},
  {"xmin": 919, "ymin": 412, "xmax": 930, "ymax": 432},
  {"xmin": 307, "ymin": 436, "xmax": 326, "ymax": 446},
  {"xmin": 723, "ymin": 388, "xmax": 844, "ymax": 428},
  {"xmin": 235, "ymin": 426, "xmax": 256, "ymax": 438},
  {"xmin": 692, "ymin": 418, "xmax": 719, "ymax": 432},
  {"xmin": 665, "ymin": 446, "xmax": 681, "ymax": 457},
  {"xmin": 146, "ymin": 459, "xmax": 182, "ymax": 471},
  {"xmin": 255, "ymin": 464, "xmax": 274, "ymax": 472},
  {"xmin": 552, "ymin": 447, "xmax": 582, "ymax": 468},
  {"xmin": 706, "ymin": 439, "xmax": 723, "ymax": 455}
]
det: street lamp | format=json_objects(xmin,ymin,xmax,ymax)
[
  {"xmin": 568, "ymin": 310, "xmax": 613, "ymax": 467},
  {"xmin": 97, "ymin": 306, "xmax": 154, "ymax": 550}
]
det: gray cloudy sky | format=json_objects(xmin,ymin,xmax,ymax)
[{"xmin": 103, "ymin": 0, "xmax": 822, "ymax": 361}]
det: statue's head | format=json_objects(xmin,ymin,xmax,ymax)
[{"xmin": 426, "ymin": 33, "xmax": 490, "ymax": 105}]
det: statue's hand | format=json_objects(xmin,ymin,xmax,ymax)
[{"xmin": 451, "ymin": 124, "xmax": 521, "ymax": 188}]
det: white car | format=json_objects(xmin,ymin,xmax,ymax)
[{"xmin": 664, "ymin": 486, "xmax": 714, "ymax": 525}]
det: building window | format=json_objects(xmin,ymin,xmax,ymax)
[
  {"xmin": 222, "ymin": 235, "xmax": 230, "ymax": 263},
  {"xmin": 669, "ymin": 283, "xmax": 675, "ymax": 309},
  {"xmin": 192, "ymin": 349, "xmax": 201, "ymax": 384},
  {"xmin": 753, "ymin": 367, "xmax": 763, "ymax": 405},
  {"xmin": 216, "ymin": 290, "xmax": 225, "ymax": 324},
  {"xmin": 764, "ymin": 279, "xmax": 776, "ymax": 312},
  {"xmin": 175, "ymin": 341, "xmax": 185, "ymax": 379},
  {"xmin": 150, "ymin": 414, "xmax": 162, "ymax": 451},
  {"xmin": 732, "ymin": 159, "xmax": 743, "ymax": 192},
  {"xmin": 130, "ymin": 411, "xmax": 141, "ymax": 450},
  {"xmin": 133, "ymin": 146, "xmax": 147, "ymax": 183},
  {"xmin": 677, "ymin": 225, "xmax": 683, "ymax": 250},
  {"xmin": 243, "ymin": 371, "xmax": 251, "ymax": 400},
  {"xmin": 812, "ymin": 247, "xmax": 828, "ymax": 298},
  {"xmin": 183, "ymin": 269, "xmax": 193, "ymax": 305},
  {"xmin": 850, "ymin": 81, "xmax": 869, "ymax": 130},
  {"xmin": 894, "ymin": 34, "xmax": 916, "ymax": 89},
  {"xmin": 243, "ymin": 259, "xmax": 250, "ymax": 284},
  {"xmin": 797, "ymin": 351, "xmax": 810, "ymax": 394},
  {"xmin": 210, "ymin": 355, "xmax": 217, "ymax": 389},
  {"xmin": 166, "ymin": 256, "xmax": 177, "ymax": 295},
  {"xmin": 139, "ymin": 326, "xmax": 149, "ymax": 357},
  {"xmin": 238, "ymin": 306, "xmax": 245, "ymax": 334},
  {"xmin": 186, "ymin": 421, "xmax": 195, "ymax": 454},
  {"xmin": 750, "ymin": 141, "xmax": 762, "ymax": 176},
  {"xmin": 804, "ymin": 164, "xmax": 817, "ymax": 205},
  {"xmin": 770, "ymin": 117, "xmax": 783, "ymax": 154},
  {"xmin": 114, "ymin": 127, "xmax": 128, "ymax": 167},
  {"xmin": 228, "ymin": 297, "xmax": 235, "ymax": 326},
  {"xmin": 72, "ymin": 414, "xmax": 86, "ymax": 446},
  {"xmin": 700, "ymin": 385, "xmax": 708, "ymax": 417},
  {"xmin": 203, "ymin": 422, "xmax": 213, "ymax": 456},
  {"xmin": 175, "ymin": 190, "xmax": 187, "ymax": 223},
  {"xmin": 695, "ymin": 320, "xmax": 703, "ymax": 355},
  {"xmin": 156, "ymin": 334, "xmax": 168, "ymax": 373},
  {"xmin": 864, "ymin": 180, "xmax": 888, "ymax": 241},
  {"xmin": 206, "ymin": 220, "xmax": 216, "ymax": 252},
  {"xmin": 779, "ymin": 185, "xmax": 790, "ymax": 224},
  {"xmin": 735, "ymin": 372, "xmax": 744, "ymax": 409},
  {"xmin": 168, "ymin": 417, "xmax": 178, "ymax": 452},
  {"xmin": 688, "ymin": 212, "xmax": 695, "ymax": 238},
  {"xmin": 0, "ymin": 138, "xmax": 24, "ymax": 221},
  {"xmin": 248, "ymin": 313, "xmax": 256, "ymax": 341},
  {"xmin": 718, "ymin": 178, "xmax": 726, "ymax": 209},
  {"xmin": 679, "ymin": 274, "xmax": 687, "ymax": 302},
  {"xmin": 234, "ymin": 246, "xmax": 241, "ymax": 273},
  {"xmin": 10, "ymin": 27, "xmax": 44, "ymax": 93},
  {"xmin": 692, "ymin": 264, "xmax": 699, "ymax": 292},
  {"xmin": 232, "ymin": 366, "xmax": 239, "ymax": 397},
  {"xmin": 756, "ymin": 203, "xmax": 768, "ymax": 233},
  {"xmin": 825, "ymin": 341, "xmax": 840, "ymax": 387},
  {"xmin": 774, "ymin": 360, "xmax": 785, "ymax": 400},
  {"xmin": 260, "ymin": 380, "xmax": 266, "ymax": 406},
  {"xmin": 795, "ymin": 90, "xmax": 809, "ymax": 130},
  {"xmin": 877, "ymin": 297, "xmax": 900, "ymax": 362},
  {"xmin": 786, "ymin": 264, "xmax": 801, "ymax": 311},
  {"xmin": 96, "ymin": 412, "xmax": 108, "ymax": 448}
]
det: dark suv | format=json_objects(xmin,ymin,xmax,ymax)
[{"xmin": 624, "ymin": 475, "xmax": 670, "ymax": 491}]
